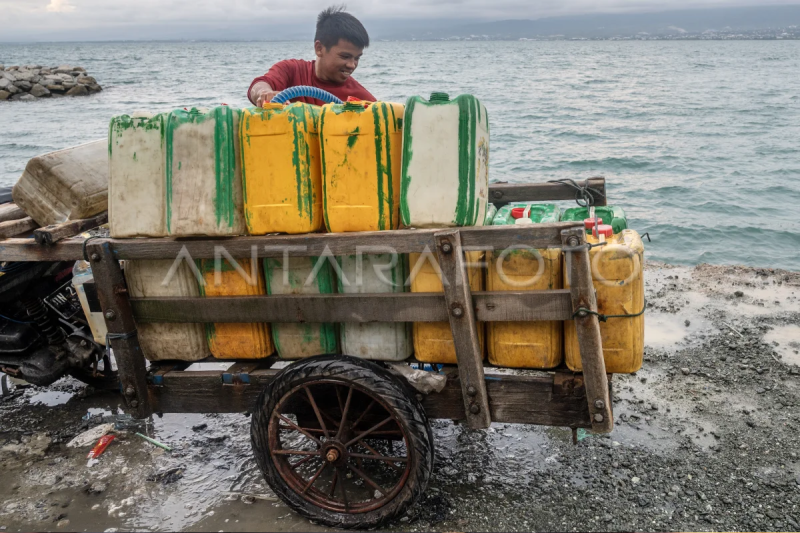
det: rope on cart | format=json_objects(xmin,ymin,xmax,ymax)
[
  {"xmin": 572, "ymin": 300, "xmax": 647, "ymax": 322},
  {"xmin": 81, "ymin": 235, "xmax": 105, "ymax": 262},
  {"xmin": 547, "ymin": 178, "xmax": 606, "ymax": 207},
  {"xmin": 106, "ymin": 330, "xmax": 138, "ymax": 344}
]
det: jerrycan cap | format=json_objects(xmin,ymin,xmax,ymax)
[
  {"xmin": 430, "ymin": 92, "xmax": 450, "ymax": 103},
  {"xmin": 592, "ymin": 224, "xmax": 614, "ymax": 238},
  {"xmin": 510, "ymin": 207, "xmax": 529, "ymax": 219},
  {"xmin": 584, "ymin": 217, "xmax": 603, "ymax": 229}
]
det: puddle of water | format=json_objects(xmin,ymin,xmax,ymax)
[
  {"xmin": 28, "ymin": 390, "xmax": 74, "ymax": 406},
  {"xmin": 645, "ymin": 312, "xmax": 714, "ymax": 349},
  {"xmin": 764, "ymin": 324, "xmax": 800, "ymax": 365}
]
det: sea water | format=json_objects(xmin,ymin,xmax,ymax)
[{"xmin": 0, "ymin": 40, "xmax": 798, "ymax": 269}]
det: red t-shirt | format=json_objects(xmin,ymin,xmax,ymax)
[{"xmin": 248, "ymin": 59, "xmax": 375, "ymax": 106}]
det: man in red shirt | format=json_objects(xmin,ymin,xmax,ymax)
[{"xmin": 248, "ymin": 6, "xmax": 376, "ymax": 107}]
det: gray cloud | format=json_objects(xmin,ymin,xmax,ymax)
[{"xmin": 1, "ymin": 0, "xmax": 799, "ymax": 41}]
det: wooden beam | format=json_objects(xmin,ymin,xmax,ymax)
[
  {"xmin": 129, "ymin": 290, "xmax": 574, "ymax": 324},
  {"xmin": 422, "ymin": 371, "xmax": 591, "ymax": 428},
  {"xmin": 0, "ymin": 217, "xmax": 38, "ymax": 238},
  {"xmin": 0, "ymin": 222, "xmax": 583, "ymax": 263},
  {"xmin": 34, "ymin": 212, "xmax": 108, "ymax": 245},
  {"xmin": 99, "ymin": 222, "xmax": 579, "ymax": 260},
  {"xmin": 0, "ymin": 236, "xmax": 86, "ymax": 262},
  {"xmin": 0, "ymin": 203, "xmax": 27, "ymax": 224},
  {"xmin": 145, "ymin": 366, "xmax": 592, "ymax": 428},
  {"xmin": 561, "ymin": 227, "xmax": 613, "ymax": 433},
  {"xmin": 489, "ymin": 177, "xmax": 607, "ymax": 206},
  {"xmin": 435, "ymin": 229, "xmax": 491, "ymax": 429},
  {"xmin": 86, "ymin": 241, "xmax": 152, "ymax": 419}
]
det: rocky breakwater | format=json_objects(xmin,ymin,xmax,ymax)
[{"xmin": 0, "ymin": 64, "xmax": 102, "ymax": 102}]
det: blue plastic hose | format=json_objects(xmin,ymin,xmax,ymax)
[{"xmin": 270, "ymin": 85, "xmax": 344, "ymax": 105}]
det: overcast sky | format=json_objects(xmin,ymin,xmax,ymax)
[{"xmin": 2, "ymin": 0, "xmax": 800, "ymax": 41}]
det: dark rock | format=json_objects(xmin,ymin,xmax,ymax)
[
  {"xmin": 65, "ymin": 84, "xmax": 88, "ymax": 97},
  {"xmin": 76, "ymin": 75, "xmax": 96, "ymax": 85},
  {"xmin": 29, "ymin": 84, "xmax": 50, "ymax": 98},
  {"xmin": 13, "ymin": 80, "xmax": 32, "ymax": 91},
  {"xmin": 86, "ymin": 83, "xmax": 102, "ymax": 93},
  {"xmin": 146, "ymin": 467, "xmax": 184, "ymax": 484},
  {"xmin": 191, "ymin": 423, "xmax": 207, "ymax": 432},
  {"xmin": 0, "ymin": 90, "xmax": 10, "ymax": 101},
  {"xmin": 734, "ymin": 291, "xmax": 744, "ymax": 297}
]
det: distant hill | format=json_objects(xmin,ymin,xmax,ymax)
[{"xmin": 376, "ymin": 5, "xmax": 800, "ymax": 40}]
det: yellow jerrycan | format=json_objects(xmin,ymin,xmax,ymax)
[
  {"xmin": 409, "ymin": 250, "xmax": 485, "ymax": 364},
  {"xmin": 564, "ymin": 228, "xmax": 645, "ymax": 373},
  {"xmin": 240, "ymin": 103, "xmax": 324, "ymax": 234},
  {"xmin": 320, "ymin": 100, "xmax": 404, "ymax": 232},
  {"xmin": 198, "ymin": 258, "xmax": 274, "ymax": 359},
  {"xmin": 486, "ymin": 203, "xmax": 563, "ymax": 368}
]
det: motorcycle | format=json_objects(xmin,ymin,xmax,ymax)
[{"xmin": 0, "ymin": 187, "xmax": 118, "ymax": 390}]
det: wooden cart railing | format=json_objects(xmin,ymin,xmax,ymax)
[{"xmin": 0, "ymin": 179, "xmax": 613, "ymax": 433}]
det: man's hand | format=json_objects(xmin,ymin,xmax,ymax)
[{"xmin": 250, "ymin": 82, "xmax": 280, "ymax": 107}]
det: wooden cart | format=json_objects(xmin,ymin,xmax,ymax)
[{"xmin": 0, "ymin": 179, "xmax": 613, "ymax": 529}]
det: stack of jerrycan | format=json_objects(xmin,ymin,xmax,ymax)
[
  {"xmin": 264, "ymin": 256, "xmax": 338, "ymax": 358},
  {"xmin": 402, "ymin": 92, "xmax": 490, "ymax": 364},
  {"xmin": 320, "ymin": 99, "xmax": 410, "ymax": 360},
  {"xmin": 240, "ymin": 102, "xmax": 335, "ymax": 359},
  {"xmin": 198, "ymin": 259, "xmax": 273, "ymax": 359},
  {"xmin": 109, "ymin": 106, "xmax": 262, "ymax": 361},
  {"xmin": 487, "ymin": 203, "xmax": 564, "ymax": 368},
  {"xmin": 561, "ymin": 206, "xmax": 645, "ymax": 373},
  {"xmin": 400, "ymin": 93, "xmax": 489, "ymax": 228}
]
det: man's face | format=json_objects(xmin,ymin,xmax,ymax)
[{"xmin": 315, "ymin": 39, "xmax": 363, "ymax": 84}]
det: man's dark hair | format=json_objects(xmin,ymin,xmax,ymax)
[{"xmin": 315, "ymin": 5, "xmax": 369, "ymax": 49}]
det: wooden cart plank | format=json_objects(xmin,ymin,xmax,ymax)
[
  {"xmin": 129, "ymin": 290, "xmax": 574, "ymax": 324},
  {"xmin": 98, "ymin": 223, "xmax": 579, "ymax": 260},
  {"xmin": 488, "ymin": 177, "xmax": 607, "ymax": 206},
  {"xmin": 422, "ymin": 372, "xmax": 591, "ymax": 428},
  {"xmin": 87, "ymin": 241, "xmax": 152, "ymax": 419},
  {"xmin": 146, "ymin": 367, "xmax": 591, "ymax": 428},
  {"xmin": 0, "ymin": 203, "xmax": 27, "ymax": 224},
  {"xmin": 0, "ymin": 217, "xmax": 38, "ymax": 238},
  {"xmin": 561, "ymin": 227, "xmax": 613, "ymax": 433},
  {"xmin": 34, "ymin": 212, "xmax": 108, "ymax": 245},
  {"xmin": 435, "ymin": 229, "xmax": 491, "ymax": 429},
  {"xmin": 0, "ymin": 236, "xmax": 86, "ymax": 261}
]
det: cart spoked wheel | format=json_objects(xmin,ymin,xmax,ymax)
[{"xmin": 251, "ymin": 355, "xmax": 434, "ymax": 529}]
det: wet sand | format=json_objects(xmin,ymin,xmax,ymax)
[{"xmin": 1, "ymin": 262, "xmax": 798, "ymax": 532}]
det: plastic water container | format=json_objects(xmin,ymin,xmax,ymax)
[
  {"xmin": 165, "ymin": 106, "xmax": 246, "ymax": 236},
  {"xmin": 409, "ymin": 250, "xmax": 485, "ymax": 364},
  {"xmin": 320, "ymin": 101, "xmax": 404, "ymax": 232},
  {"xmin": 484, "ymin": 203, "xmax": 497, "ymax": 225},
  {"xmin": 400, "ymin": 92, "xmax": 489, "ymax": 228},
  {"xmin": 337, "ymin": 254, "xmax": 412, "ymax": 361},
  {"xmin": 263, "ymin": 256, "xmax": 338, "ymax": 359},
  {"xmin": 198, "ymin": 259, "xmax": 274, "ymax": 359},
  {"xmin": 71, "ymin": 261, "xmax": 107, "ymax": 345},
  {"xmin": 124, "ymin": 260, "xmax": 209, "ymax": 361},
  {"xmin": 240, "ymin": 103, "xmax": 324, "ymax": 235},
  {"xmin": 564, "ymin": 229, "xmax": 645, "ymax": 373},
  {"xmin": 12, "ymin": 140, "xmax": 108, "ymax": 227},
  {"xmin": 487, "ymin": 203, "xmax": 563, "ymax": 368},
  {"xmin": 562, "ymin": 206, "xmax": 627, "ymax": 235},
  {"xmin": 108, "ymin": 112, "xmax": 168, "ymax": 238}
]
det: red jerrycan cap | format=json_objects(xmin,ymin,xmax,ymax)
[
  {"xmin": 584, "ymin": 217, "xmax": 603, "ymax": 229},
  {"xmin": 592, "ymin": 224, "xmax": 614, "ymax": 238},
  {"xmin": 511, "ymin": 207, "xmax": 527, "ymax": 219}
]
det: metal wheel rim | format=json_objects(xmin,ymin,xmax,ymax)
[{"xmin": 267, "ymin": 378, "xmax": 412, "ymax": 514}]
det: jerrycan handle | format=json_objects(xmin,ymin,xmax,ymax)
[{"xmin": 514, "ymin": 205, "xmax": 533, "ymax": 225}]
